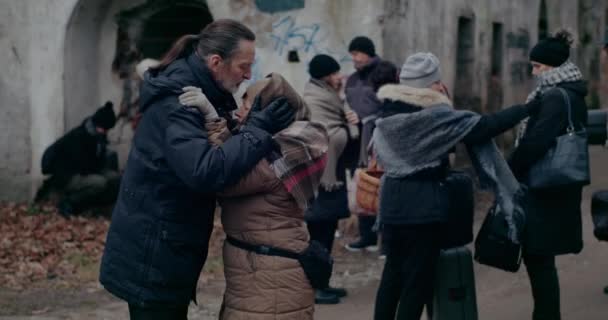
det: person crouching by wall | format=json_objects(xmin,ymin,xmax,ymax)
[{"xmin": 38, "ymin": 102, "xmax": 120, "ymax": 216}]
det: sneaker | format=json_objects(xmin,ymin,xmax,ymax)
[
  {"xmin": 323, "ymin": 287, "xmax": 347, "ymax": 298},
  {"xmin": 315, "ymin": 289, "xmax": 340, "ymax": 304},
  {"xmin": 345, "ymin": 240, "xmax": 379, "ymax": 252}
]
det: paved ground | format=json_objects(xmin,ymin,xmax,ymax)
[{"xmin": 1, "ymin": 146, "xmax": 607, "ymax": 319}]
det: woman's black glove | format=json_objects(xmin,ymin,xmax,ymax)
[{"xmin": 245, "ymin": 96, "xmax": 296, "ymax": 134}]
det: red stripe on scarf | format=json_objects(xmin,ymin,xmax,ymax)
[{"xmin": 283, "ymin": 155, "xmax": 327, "ymax": 192}]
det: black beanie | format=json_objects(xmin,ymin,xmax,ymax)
[
  {"xmin": 91, "ymin": 101, "xmax": 117, "ymax": 130},
  {"xmin": 530, "ymin": 31, "xmax": 572, "ymax": 67},
  {"xmin": 309, "ymin": 54, "xmax": 341, "ymax": 79},
  {"xmin": 348, "ymin": 36, "xmax": 376, "ymax": 57}
]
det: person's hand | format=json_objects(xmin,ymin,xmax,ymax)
[
  {"xmin": 245, "ymin": 96, "xmax": 296, "ymax": 134},
  {"xmin": 179, "ymin": 86, "xmax": 218, "ymax": 119},
  {"xmin": 525, "ymin": 96, "xmax": 543, "ymax": 116},
  {"xmin": 346, "ymin": 110, "xmax": 360, "ymax": 125}
]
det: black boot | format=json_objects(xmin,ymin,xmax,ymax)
[
  {"xmin": 323, "ymin": 286, "xmax": 347, "ymax": 298},
  {"xmin": 315, "ymin": 289, "xmax": 340, "ymax": 304},
  {"xmin": 604, "ymin": 286, "xmax": 608, "ymax": 295}
]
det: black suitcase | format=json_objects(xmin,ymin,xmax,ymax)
[
  {"xmin": 441, "ymin": 171, "xmax": 475, "ymax": 249},
  {"xmin": 587, "ymin": 110, "xmax": 607, "ymax": 145},
  {"xmin": 432, "ymin": 247, "xmax": 478, "ymax": 320},
  {"xmin": 591, "ymin": 190, "xmax": 608, "ymax": 241}
]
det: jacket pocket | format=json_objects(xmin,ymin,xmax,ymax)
[
  {"xmin": 146, "ymin": 220, "xmax": 211, "ymax": 290},
  {"xmin": 120, "ymin": 186, "xmax": 146, "ymax": 215}
]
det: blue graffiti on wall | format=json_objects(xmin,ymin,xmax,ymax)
[
  {"xmin": 271, "ymin": 16, "xmax": 322, "ymax": 56},
  {"xmin": 270, "ymin": 16, "xmax": 351, "ymax": 63}
]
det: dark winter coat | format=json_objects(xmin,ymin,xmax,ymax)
[
  {"xmin": 99, "ymin": 53, "xmax": 275, "ymax": 307},
  {"xmin": 345, "ymin": 57, "xmax": 382, "ymax": 166},
  {"xmin": 41, "ymin": 118, "xmax": 108, "ymax": 185},
  {"xmin": 376, "ymin": 84, "xmax": 530, "ymax": 225},
  {"xmin": 509, "ymin": 81, "xmax": 588, "ymax": 255}
]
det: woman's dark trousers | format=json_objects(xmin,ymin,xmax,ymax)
[
  {"xmin": 307, "ymin": 219, "xmax": 339, "ymax": 254},
  {"xmin": 524, "ymin": 254, "xmax": 561, "ymax": 320},
  {"xmin": 374, "ymin": 224, "xmax": 441, "ymax": 320}
]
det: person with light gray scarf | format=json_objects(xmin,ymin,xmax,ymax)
[{"xmin": 372, "ymin": 52, "xmax": 540, "ymax": 320}]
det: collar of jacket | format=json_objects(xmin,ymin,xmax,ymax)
[
  {"xmin": 310, "ymin": 78, "xmax": 338, "ymax": 94},
  {"xmin": 356, "ymin": 56, "xmax": 381, "ymax": 78},
  {"xmin": 186, "ymin": 52, "xmax": 238, "ymax": 113},
  {"xmin": 377, "ymin": 84, "xmax": 452, "ymax": 108}
]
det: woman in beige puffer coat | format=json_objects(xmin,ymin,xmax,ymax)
[{"xmin": 182, "ymin": 73, "xmax": 328, "ymax": 320}]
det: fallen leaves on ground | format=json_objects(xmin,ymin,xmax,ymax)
[
  {"xmin": 0, "ymin": 202, "xmax": 109, "ymax": 290},
  {"xmin": 0, "ymin": 202, "xmax": 229, "ymax": 290}
]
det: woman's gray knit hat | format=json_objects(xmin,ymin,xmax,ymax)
[{"xmin": 399, "ymin": 52, "xmax": 441, "ymax": 88}]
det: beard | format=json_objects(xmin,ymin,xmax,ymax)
[{"xmin": 219, "ymin": 79, "xmax": 241, "ymax": 94}]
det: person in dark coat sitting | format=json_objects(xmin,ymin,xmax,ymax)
[
  {"xmin": 98, "ymin": 19, "xmax": 296, "ymax": 320},
  {"xmin": 39, "ymin": 101, "xmax": 120, "ymax": 216},
  {"xmin": 508, "ymin": 29, "xmax": 589, "ymax": 320}
]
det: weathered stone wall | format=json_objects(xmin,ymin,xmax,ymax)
[
  {"xmin": 0, "ymin": 0, "xmax": 31, "ymax": 200},
  {"xmin": 0, "ymin": 0, "xmax": 605, "ymax": 200}
]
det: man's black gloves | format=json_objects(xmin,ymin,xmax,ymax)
[{"xmin": 245, "ymin": 96, "xmax": 296, "ymax": 134}]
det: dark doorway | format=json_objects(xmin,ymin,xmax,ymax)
[
  {"xmin": 487, "ymin": 22, "xmax": 504, "ymax": 113},
  {"xmin": 538, "ymin": 0, "xmax": 549, "ymax": 40},
  {"xmin": 488, "ymin": 23, "xmax": 509, "ymax": 149},
  {"xmin": 453, "ymin": 16, "xmax": 479, "ymax": 112},
  {"xmin": 139, "ymin": 5, "xmax": 213, "ymax": 59}
]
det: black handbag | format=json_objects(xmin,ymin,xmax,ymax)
[
  {"xmin": 474, "ymin": 187, "xmax": 527, "ymax": 273},
  {"xmin": 226, "ymin": 236, "xmax": 333, "ymax": 289},
  {"xmin": 527, "ymin": 88, "xmax": 590, "ymax": 189},
  {"xmin": 591, "ymin": 190, "xmax": 608, "ymax": 242},
  {"xmin": 440, "ymin": 170, "xmax": 475, "ymax": 249}
]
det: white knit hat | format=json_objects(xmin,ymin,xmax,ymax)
[{"xmin": 399, "ymin": 52, "xmax": 441, "ymax": 88}]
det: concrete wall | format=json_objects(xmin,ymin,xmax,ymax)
[
  {"xmin": 0, "ymin": 0, "xmax": 605, "ymax": 201},
  {"xmin": 207, "ymin": 0, "xmax": 384, "ymax": 93},
  {"xmin": 383, "ymin": 0, "xmax": 541, "ymax": 111},
  {"xmin": 0, "ymin": 0, "xmax": 31, "ymax": 200}
]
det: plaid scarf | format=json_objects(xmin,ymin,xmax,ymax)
[
  {"xmin": 516, "ymin": 61, "xmax": 583, "ymax": 144},
  {"xmin": 244, "ymin": 73, "xmax": 329, "ymax": 210},
  {"xmin": 272, "ymin": 121, "xmax": 329, "ymax": 210}
]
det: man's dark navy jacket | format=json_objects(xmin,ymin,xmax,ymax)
[{"xmin": 99, "ymin": 53, "xmax": 274, "ymax": 307}]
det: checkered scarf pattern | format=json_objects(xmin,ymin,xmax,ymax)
[
  {"xmin": 272, "ymin": 120, "xmax": 329, "ymax": 210},
  {"xmin": 516, "ymin": 61, "xmax": 583, "ymax": 144}
]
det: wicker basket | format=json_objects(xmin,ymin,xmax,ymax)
[{"xmin": 355, "ymin": 167, "xmax": 382, "ymax": 214}]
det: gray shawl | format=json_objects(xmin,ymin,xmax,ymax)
[{"xmin": 374, "ymin": 84, "xmax": 524, "ymax": 243}]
